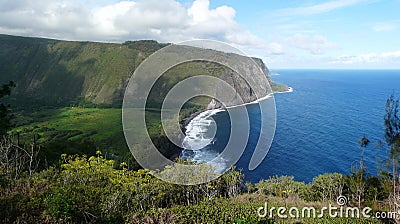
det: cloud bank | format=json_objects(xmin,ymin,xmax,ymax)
[{"xmin": 0, "ymin": 0, "xmax": 265, "ymax": 51}]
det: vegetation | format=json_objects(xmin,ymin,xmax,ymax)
[
  {"xmin": 0, "ymin": 81, "xmax": 16, "ymax": 136},
  {"xmin": 0, "ymin": 34, "xmax": 164, "ymax": 108},
  {"xmin": 11, "ymin": 107, "xmax": 126, "ymax": 165},
  {"xmin": 383, "ymin": 94, "xmax": 400, "ymax": 211},
  {"xmin": 0, "ymin": 148, "xmax": 393, "ymax": 223},
  {"xmin": 0, "ymin": 34, "xmax": 286, "ymax": 109},
  {"xmin": 0, "ymin": 94, "xmax": 399, "ymax": 223}
]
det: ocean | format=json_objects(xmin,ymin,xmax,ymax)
[{"xmin": 181, "ymin": 70, "xmax": 400, "ymax": 183}]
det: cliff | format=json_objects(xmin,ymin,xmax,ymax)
[{"xmin": 0, "ymin": 34, "xmax": 287, "ymax": 110}]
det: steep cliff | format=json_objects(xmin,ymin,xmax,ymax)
[
  {"xmin": 0, "ymin": 34, "xmax": 286, "ymax": 109},
  {"xmin": 0, "ymin": 34, "xmax": 166, "ymax": 107}
]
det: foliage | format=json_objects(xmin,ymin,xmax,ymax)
[
  {"xmin": 346, "ymin": 169, "xmax": 366, "ymax": 208},
  {"xmin": 310, "ymin": 173, "xmax": 344, "ymax": 202},
  {"xmin": 0, "ymin": 152, "xmax": 246, "ymax": 223},
  {"xmin": 127, "ymin": 197, "xmax": 380, "ymax": 224},
  {"xmin": 384, "ymin": 94, "xmax": 400, "ymax": 150},
  {"xmin": 254, "ymin": 176, "xmax": 307, "ymax": 199},
  {"xmin": 0, "ymin": 150, "xmax": 394, "ymax": 223},
  {"xmin": 0, "ymin": 81, "xmax": 15, "ymax": 136},
  {"xmin": 382, "ymin": 94, "xmax": 400, "ymax": 210}
]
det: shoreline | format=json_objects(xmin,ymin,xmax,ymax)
[
  {"xmin": 181, "ymin": 110, "xmax": 208, "ymax": 134},
  {"xmin": 179, "ymin": 86, "xmax": 293, "ymax": 150}
]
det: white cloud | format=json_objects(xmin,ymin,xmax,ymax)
[
  {"xmin": 0, "ymin": 0, "xmax": 90, "ymax": 39},
  {"xmin": 0, "ymin": 0, "xmax": 266, "ymax": 52},
  {"xmin": 333, "ymin": 51, "xmax": 400, "ymax": 64},
  {"xmin": 285, "ymin": 34, "xmax": 338, "ymax": 55},
  {"xmin": 279, "ymin": 0, "xmax": 372, "ymax": 16}
]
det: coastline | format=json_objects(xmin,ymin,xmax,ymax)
[
  {"xmin": 179, "ymin": 86, "xmax": 293, "ymax": 150},
  {"xmin": 181, "ymin": 110, "xmax": 204, "ymax": 133},
  {"xmin": 275, "ymin": 86, "xmax": 293, "ymax": 94}
]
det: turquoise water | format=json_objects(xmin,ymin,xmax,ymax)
[{"xmin": 182, "ymin": 70, "xmax": 400, "ymax": 183}]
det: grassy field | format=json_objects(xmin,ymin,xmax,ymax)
[
  {"xmin": 14, "ymin": 107, "xmax": 123, "ymax": 142},
  {"xmin": 10, "ymin": 106, "xmax": 183, "ymax": 167}
]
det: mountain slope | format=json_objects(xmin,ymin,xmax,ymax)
[
  {"xmin": 0, "ymin": 34, "xmax": 167, "ymax": 107},
  {"xmin": 0, "ymin": 34, "xmax": 286, "ymax": 109}
]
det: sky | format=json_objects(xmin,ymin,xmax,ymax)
[{"xmin": 0, "ymin": 0, "xmax": 399, "ymax": 69}]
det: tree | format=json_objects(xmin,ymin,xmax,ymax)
[
  {"xmin": 358, "ymin": 135, "xmax": 370, "ymax": 170},
  {"xmin": 0, "ymin": 81, "xmax": 16, "ymax": 136},
  {"xmin": 383, "ymin": 94, "xmax": 400, "ymax": 208},
  {"xmin": 350, "ymin": 135, "xmax": 370, "ymax": 208},
  {"xmin": 311, "ymin": 173, "xmax": 344, "ymax": 202},
  {"xmin": 0, "ymin": 136, "xmax": 41, "ymax": 181}
]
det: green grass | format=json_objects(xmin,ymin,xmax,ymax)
[
  {"xmin": 14, "ymin": 107, "xmax": 122, "ymax": 142},
  {"xmin": 11, "ymin": 106, "xmax": 175, "ymax": 161}
]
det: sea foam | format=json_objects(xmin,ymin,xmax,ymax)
[{"xmin": 180, "ymin": 87, "xmax": 293, "ymax": 173}]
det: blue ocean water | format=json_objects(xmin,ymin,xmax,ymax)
[{"xmin": 183, "ymin": 70, "xmax": 400, "ymax": 183}]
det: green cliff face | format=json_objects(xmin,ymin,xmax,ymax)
[
  {"xmin": 0, "ymin": 34, "xmax": 166, "ymax": 107},
  {"xmin": 0, "ymin": 34, "xmax": 286, "ymax": 109}
]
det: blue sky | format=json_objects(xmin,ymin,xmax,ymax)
[
  {"xmin": 204, "ymin": 0, "xmax": 400, "ymax": 69},
  {"xmin": 0, "ymin": 0, "xmax": 399, "ymax": 69}
]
